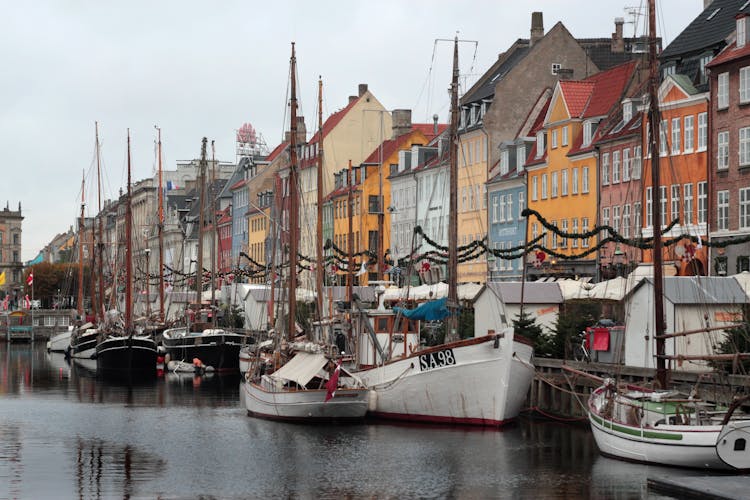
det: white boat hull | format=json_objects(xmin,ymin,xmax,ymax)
[
  {"xmin": 355, "ymin": 330, "xmax": 534, "ymax": 426},
  {"xmin": 242, "ymin": 380, "xmax": 369, "ymax": 422},
  {"xmin": 588, "ymin": 386, "xmax": 750, "ymax": 470},
  {"xmin": 47, "ymin": 328, "xmax": 73, "ymax": 352}
]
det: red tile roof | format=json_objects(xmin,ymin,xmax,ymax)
[
  {"xmin": 559, "ymin": 81, "xmax": 595, "ymax": 117},
  {"xmin": 266, "ymin": 141, "xmax": 288, "ymax": 162},
  {"xmin": 230, "ymin": 178, "xmax": 246, "ymax": 191},
  {"xmin": 411, "ymin": 123, "xmax": 448, "ymax": 141},
  {"xmin": 582, "ymin": 60, "xmax": 638, "ymax": 118},
  {"xmin": 307, "ymin": 97, "xmax": 361, "ymax": 145},
  {"xmin": 706, "ymin": 40, "xmax": 750, "ymax": 67}
]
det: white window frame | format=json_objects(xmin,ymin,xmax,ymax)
[
  {"xmin": 698, "ymin": 113, "xmax": 708, "ymax": 151},
  {"xmin": 582, "ymin": 218, "xmax": 590, "ymax": 248},
  {"xmin": 518, "ymin": 191, "xmax": 525, "ymax": 220},
  {"xmin": 499, "ymin": 194, "xmax": 505, "ymax": 222},
  {"xmin": 671, "ymin": 184, "xmax": 680, "ymax": 223},
  {"xmin": 633, "ymin": 146, "xmax": 642, "ymax": 179},
  {"xmin": 582, "ymin": 166, "xmax": 590, "ymax": 193},
  {"xmin": 562, "ymin": 126, "xmax": 569, "ymax": 147},
  {"xmin": 531, "ymin": 176, "xmax": 538, "ymax": 201},
  {"xmin": 561, "ymin": 169, "xmax": 568, "ymax": 196},
  {"xmin": 718, "ymin": 131, "xmax": 729, "ymax": 170},
  {"xmin": 740, "ymin": 127, "xmax": 750, "ymax": 166},
  {"xmin": 622, "ymin": 148, "xmax": 631, "ymax": 182},
  {"xmin": 601, "ymin": 153, "xmax": 610, "ymax": 185},
  {"xmin": 741, "ymin": 187, "xmax": 750, "ymax": 229},
  {"xmin": 612, "ymin": 150, "xmax": 621, "ymax": 184},
  {"xmin": 560, "ymin": 219, "xmax": 568, "ymax": 248},
  {"xmin": 684, "ymin": 183, "xmax": 694, "ymax": 226},
  {"xmin": 646, "ymin": 187, "xmax": 653, "ymax": 228},
  {"xmin": 571, "ymin": 218, "xmax": 579, "ymax": 248},
  {"xmin": 671, "ymin": 117, "xmax": 681, "ymax": 155},
  {"xmin": 718, "ymin": 190, "xmax": 730, "ymax": 231},
  {"xmin": 572, "ymin": 167, "xmax": 579, "ymax": 194},
  {"xmin": 634, "ymin": 202, "xmax": 642, "ymax": 235},
  {"xmin": 551, "ymin": 129, "xmax": 558, "ymax": 149},
  {"xmin": 718, "ymin": 72, "xmax": 729, "ymax": 109},
  {"xmin": 541, "ymin": 174, "xmax": 548, "ymax": 199},
  {"xmin": 684, "ymin": 115, "xmax": 694, "ymax": 152},
  {"xmin": 602, "ymin": 207, "xmax": 610, "ymax": 228},
  {"xmin": 506, "ymin": 193, "xmax": 513, "ymax": 221},
  {"xmin": 660, "ymin": 186, "xmax": 668, "ymax": 227},
  {"xmin": 659, "ymin": 120, "xmax": 668, "ymax": 156},
  {"xmin": 698, "ymin": 181, "xmax": 708, "ymax": 224},
  {"xmin": 536, "ymin": 132, "xmax": 544, "ymax": 158},
  {"xmin": 623, "ymin": 204, "xmax": 631, "ymax": 238},
  {"xmin": 551, "ymin": 171, "xmax": 559, "ymax": 198},
  {"xmin": 741, "ymin": 67, "xmax": 750, "ymax": 104},
  {"xmin": 739, "ymin": 17, "xmax": 747, "ymax": 48}
]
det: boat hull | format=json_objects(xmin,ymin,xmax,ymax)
[
  {"xmin": 242, "ymin": 381, "xmax": 369, "ymax": 422},
  {"xmin": 69, "ymin": 331, "xmax": 98, "ymax": 359},
  {"xmin": 588, "ymin": 386, "xmax": 750, "ymax": 470},
  {"xmin": 355, "ymin": 331, "xmax": 534, "ymax": 426},
  {"xmin": 47, "ymin": 329, "xmax": 72, "ymax": 353},
  {"xmin": 95, "ymin": 336, "xmax": 158, "ymax": 379},
  {"xmin": 162, "ymin": 328, "xmax": 244, "ymax": 372}
]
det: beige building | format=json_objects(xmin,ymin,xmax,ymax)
[{"xmin": 0, "ymin": 202, "xmax": 24, "ymax": 302}]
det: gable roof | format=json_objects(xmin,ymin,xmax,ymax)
[
  {"xmin": 559, "ymin": 81, "xmax": 595, "ymax": 117},
  {"xmin": 266, "ymin": 141, "xmax": 289, "ymax": 162},
  {"xmin": 706, "ymin": 39, "xmax": 750, "ymax": 67},
  {"xmin": 306, "ymin": 97, "xmax": 361, "ymax": 145},
  {"xmin": 632, "ymin": 276, "xmax": 747, "ymax": 305},
  {"xmin": 461, "ymin": 39, "xmax": 531, "ymax": 105},
  {"xmin": 661, "ymin": 0, "xmax": 750, "ymax": 60},
  {"xmin": 484, "ymin": 282, "xmax": 564, "ymax": 304}
]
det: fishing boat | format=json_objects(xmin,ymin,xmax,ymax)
[
  {"xmin": 348, "ymin": 37, "xmax": 535, "ymax": 427},
  {"xmin": 242, "ymin": 43, "xmax": 369, "ymax": 422},
  {"xmin": 585, "ymin": 0, "xmax": 750, "ymax": 471},
  {"xmin": 47, "ymin": 326, "xmax": 74, "ymax": 353},
  {"xmin": 95, "ymin": 130, "xmax": 158, "ymax": 379},
  {"xmin": 161, "ymin": 138, "xmax": 245, "ymax": 372}
]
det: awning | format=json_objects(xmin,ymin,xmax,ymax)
[{"xmin": 270, "ymin": 352, "xmax": 328, "ymax": 387}]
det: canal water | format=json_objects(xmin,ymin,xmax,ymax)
[{"xmin": 0, "ymin": 343, "xmax": 680, "ymax": 499}]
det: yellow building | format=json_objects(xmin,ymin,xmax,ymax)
[
  {"xmin": 525, "ymin": 62, "xmax": 639, "ymax": 279},
  {"xmin": 456, "ymin": 128, "xmax": 488, "ymax": 284}
]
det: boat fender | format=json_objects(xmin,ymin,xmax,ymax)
[
  {"xmin": 368, "ymin": 389, "xmax": 378, "ymax": 411},
  {"xmin": 164, "ymin": 353, "xmax": 171, "ymax": 365}
]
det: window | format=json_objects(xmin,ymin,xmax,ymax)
[
  {"xmin": 561, "ymin": 169, "xmax": 568, "ymax": 196},
  {"xmin": 633, "ymin": 146, "xmax": 642, "ymax": 179},
  {"xmin": 601, "ymin": 153, "xmax": 610, "ymax": 185},
  {"xmin": 536, "ymin": 132, "xmax": 544, "ymax": 157},
  {"xmin": 623, "ymin": 148, "xmax": 631, "ymax": 182},
  {"xmin": 623, "ymin": 102, "xmax": 632, "ymax": 123},
  {"xmin": 612, "ymin": 151, "xmax": 621, "ymax": 183},
  {"xmin": 582, "ymin": 218, "xmax": 590, "ymax": 247},
  {"xmin": 492, "ymin": 197, "xmax": 498, "ymax": 223},
  {"xmin": 572, "ymin": 167, "xmax": 579, "ymax": 194},
  {"xmin": 660, "ymin": 186, "xmax": 668, "ymax": 227},
  {"xmin": 506, "ymin": 193, "xmax": 513, "ymax": 220},
  {"xmin": 646, "ymin": 187, "xmax": 653, "ymax": 227},
  {"xmin": 517, "ymin": 145, "xmax": 526, "ymax": 172},
  {"xmin": 560, "ymin": 219, "xmax": 568, "ymax": 248},
  {"xmin": 532, "ymin": 222, "xmax": 539, "ymax": 240},
  {"xmin": 742, "ymin": 67, "xmax": 750, "ymax": 103},
  {"xmin": 518, "ymin": 191, "xmax": 525, "ymax": 220},
  {"xmin": 623, "ymin": 204, "xmax": 631, "ymax": 238},
  {"xmin": 551, "ymin": 129, "xmax": 558, "ymax": 149},
  {"xmin": 551, "ymin": 171, "xmax": 559, "ymax": 197},
  {"xmin": 718, "ymin": 131, "xmax": 729, "ymax": 170},
  {"xmin": 671, "ymin": 118, "xmax": 681, "ymax": 154},
  {"xmin": 571, "ymin": 218, "xmax": 579, "ymax": 248},
  {"xmin": 684, "ymin": 183, "xmax": 694, "ymax": 225},
  {"xmin": 541, "ymin": 174, "xmax": 548, "ymax": 199},
  {"xmin": 698, "ymin": 181, "xmax": 708, "ymax": 224},
  {"xmin": 562, "ymin": 126, "xmax": 569, "ymax": 146},
  {"xmin": 613, "ymin": 206, "xmax": 621, "ymax": 235},
  {"xmin": 499, "ymin": 195, "xmax": 505, "ymax": 222},
  {"xmin": 632, "ymin": 202, "xmax": 641, "ymax": 235},
  {"xmin": 741, "ymin": 127, "xmax": 750, "ymax": 166},
  {"xmin": 671, "ymin": 185, "xmax": 680, "ymax": 223},
  {"xmin": 551, "ymin": 63, "xmax": 561, "ymax": 75},
  {"xmin": 659, "ymin": 120, "xmax": 668, "ymax": 156},
  {"xmin": 698, "ymin": 113, "xmax": 707, "ymax": 150},
  {"xmin": 500, "ymin": 149, "xmax": 509, "ymax": 174},
  {"xmin": 684, "ymin": 116, "xmax": 694, "ymax": 152},
  {"xmin": 741, "ymin": 188, "xmax": 750, "ymax": 229},
  {"xmin": 531, "ymin": 176, "xmax": 538, "ymax": 201},
  {"xmin": 602, "ymin": 207, "xmax": 610, "ymax": 227},
  {"xmin": 551, "ymin": 221, "xmax": 558, "ymax": 249},
  {"xmin": 483, "ymin": 185, "xmax": 487, "ymax": 209},
  {"xmin": 718, "ymin": 72, "xmax": 729, "ymax": 109},
  {"xmin": 700, "ymin": 55, "xmax": 712, "ymax": 84},
  {"xmin": 740, "ymin": 17, "xmax": 747, "ymax": 49},
  {"xmin": 718, "ymin": 190, "xmax": 730, "ymax": 231},
  {"xmin": 583, "ymin": 121, "xmax": 593, "ymax": 146},
  {"xmin": 582, "ymin": 167, "xmax": 590, "ymax": 193}
]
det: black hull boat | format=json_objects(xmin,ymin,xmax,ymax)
[
  {"xmin": 69, "ymin": 324, "xmax": 98, "ymax": 359},
  {"xmin": 161, "ymin": 327, "xmax": 244, "ymax": 373},
  {"xmin": 95, "ymin": 335, "xmax": 158, "ymax": 380}
]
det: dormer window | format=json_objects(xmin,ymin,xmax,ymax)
[
  {"xmin": 500, "ymin": 149, "xmax": 509, "ymax": 175},
  {"xmin": 536, "ymin": 131, "xmax": 544, "ymax": 158},
  {"xmin": 623, "ymin": 102, "xmax": 632, "ymax": 123},
  {"xmin": 583, "ymin": 121, "xmax": 593, "ymax": 146},
  {"xmin": 738, "ymin": 16, "xmax": 747, "ymax": 48}
]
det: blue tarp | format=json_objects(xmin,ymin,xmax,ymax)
[{"xmin": 393, "ymin": 297, "xmax": 452, "ymax": 321}]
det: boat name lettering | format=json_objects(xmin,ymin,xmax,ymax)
[{"xmin": 419, "ymin": 349, "xmax": 456, "ymax": 371}]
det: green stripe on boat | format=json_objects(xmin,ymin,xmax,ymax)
[{"xmin": 590, "ymin": 413, "xmax": 683, "ymax": 441}]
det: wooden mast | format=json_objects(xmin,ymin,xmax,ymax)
[
  {"xmin": 78, "ymin": 172, "xmax": 85, "ymax": 319},
  {"xmin": 125, "ymin": 129, "xmax": 133, "ymax": 335},
  {"xmin": 196, "ymin": 138, "xmax": 208, "ymax": 309},
  {"xmin": 210, "ymin": 140, "xmax": 217, "ymax": 321},
  {"xmin": 347, "ymin": 160, "xmax": 354, "ymax": 308},
  {"xmin": 446, "ymin": 36, "xmax": 460, "ymax": 343},
  {"xmin": 156, "ymin": 126, "xmax": 165, "ymax": 322},
  {"xmin": 95, "ymin": 122, "xmax": 105, "ymax": 321},
  {"xmin": 316, "ymin": 77, "xmax": 325, "ymax": 330},
  {"xmin": 287, "ymin": 42, "xmax": 299, "ymax": 342},
  {"xmin": 648, "ymin": 0, "xmax": 667, "ymax": 389}
]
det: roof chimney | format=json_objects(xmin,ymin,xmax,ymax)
[
  {"xmin": 612, "ymin": 17, "xmax": 625, "ymax": 53},
  {"xmin": 433, "ymin": 114, "xmax": 439, "ymax": 135},
  {"xmin": 530, "ymin": 12, "xmax": 544, "ymax": 46},
  {"xmin": 358, "ymin": 83, "xmax": 368, "ymax": 97},
  {"xmin": 392, "ymin": 109, "xmax": 412, "ymax": 139},
  {"xmin": 284, "ymin": 116, "xmax": 307, "ymax": 144},
  {"xmin": 556, "ymin": 68, "xmax": 575, "ymax": 80},
  {"xmin": 349, "ymin": 95, "xmax": 357, "ymax": 104}
]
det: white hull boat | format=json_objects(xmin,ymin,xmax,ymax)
[
  {"xmin": 588, "ymin": 383, "xmax": 750, "ymax": 471},
  {"xmin": 355, "ymin": 328, "xmax": 534, "ymax": 426},
  {"xmin": 47, "ymin": 327, "xmax": 73, "ymax": 353}
]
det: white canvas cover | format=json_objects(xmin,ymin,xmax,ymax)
[{"xmin": 270, "ymin": 352, "xmax": 328, "ymax": 387}]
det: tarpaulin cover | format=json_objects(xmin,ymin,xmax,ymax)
[
  {"xmin": 393, "ymin": 297, "xmax": 452, "ymax": 321},
  {"xmin": 592, "ymin": 328, "xmax": 610, "ymax": 351},
  {"xmin": 270, "ymin": 352, "xmax": 329, "ymax": 387}
]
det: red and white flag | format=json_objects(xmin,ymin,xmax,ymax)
[
  {"xmin": 325, "ymin": 359, "xmax": 342, "ymax": 402},
  {"xmin": 24, "ymin": 294, "xmax": 30, "ymax": 309},
  {"xmin": 26, "ymin": 273, "xmax": 33, "ymax": 286}
]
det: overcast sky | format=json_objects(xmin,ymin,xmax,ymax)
[{"xmin": 3, "ymin": 1, "xmax": 702, "ymax": 260}]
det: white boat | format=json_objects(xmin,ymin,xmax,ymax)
[
  {"xmin": 69, "ymin": 325, "xmax": 99, "ymax": 359},
  {"xmin": 47, "ymin": 326, "xmax": 73, "ymax": 353},
  {"xmin": 243, "ymin": 351, "xmax": 369, "ymax": 422},
  {"xmin": 585, "ymin": 1, "xmax": 750, "ymax": 471}
]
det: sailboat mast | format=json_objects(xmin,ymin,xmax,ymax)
[
  {"xmin": 347, "ymin": 160, "xmax": 354, "ymax": 306},
  {"xmin": 210, "ymin": 140, "xmax": 217, "ymax": 318},
  {"xmin": 316, "ymin": 77, "xmax": 325, "ymax": 327},
  {"xmin": 125, "ymin": 130, "xmax": 133, "ymax": 335},
  {"xmin": 648, "ymin": 0, "xmax": 667, "ymax": 388},
  {"xmin": 78, "ymin": 173, "xmax": 85, "ymax": 319},
  {"xmin": 157, "ymin": 126, "xmax": 165, "ymax": 322},
  {"xmin": 446, "ymin": 36, "xmax": 460, "ymax": 343},
  {"xmin": 196, "ymin": 138, "xmax": 208, "ymax": 308},
  {"xmin": 96, "ymin": 122, "xmax": 105, "ymax": 321},
  {"xmin": 288, "ymin": 42, "xmax": 299, "ymax": 342}
]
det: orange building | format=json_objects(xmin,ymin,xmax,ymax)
[{"xmin": 641, "ymin": 74, "xmax": 709, "ymax": 275}]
